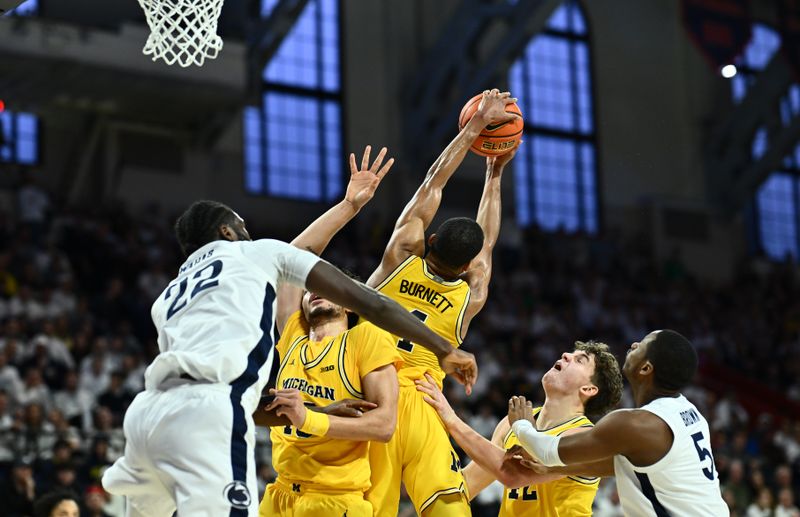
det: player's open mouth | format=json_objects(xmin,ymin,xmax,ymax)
[
  {"xmin": 554, "ymin": 361, "xmax": 562, "ymax": 371},
  {"xmin": 309, "ymin": 294, "xmax": 323, "ymax": 304}
]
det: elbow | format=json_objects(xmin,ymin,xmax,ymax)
[{"xmin": 372, "ymin": 413, "xmax": 397, "ymax": 443}]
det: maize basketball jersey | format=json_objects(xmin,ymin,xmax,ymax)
[
  {"xmin": 500, "ymin": 408, "xmax": 598, "ymax": 517},
  {"xmin": 269, "ymin": 311, "xmax": 402, "ymax": 493},
  {"xmin": 375, "ymin": 255, "xmax": 471, "ymax": 386}
]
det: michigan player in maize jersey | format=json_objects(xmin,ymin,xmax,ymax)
[
  {"xmin": 508, "ymin": 330, "xmax": 729, "ymax": 517},
  {"xmin": 364, "ymin": 89, "xmax": 519, "ymax": 517},
  {"xmin": 102, "ymin": 195, "xmax": 477, "ymax": 517},
  {"xmin": 255, "ymin": 145, "xmax": 425, "ymax": 516},
  {"xmin": 417, "ymin": 341, "xmax": 623, "ymax": 516}
]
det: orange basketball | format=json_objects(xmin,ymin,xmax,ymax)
[{"xmin": 458, "ymin": 93, "xmax": 524, "ymax": 157}]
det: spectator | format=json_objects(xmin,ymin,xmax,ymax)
[
  {"xmin": 724, "ymin": 459, "xmax": 752, "ymax": 511},
  {"xmin": 15, "ymin": 403, "xmax": 57, "ymax": 461},
  {"xmin": 1, "ymin": 457, "xmax": 37, "ymax": 516},
  {"xmin": 18, "ymin": 367, "xmax": 52, "ymax": 410},
  {"xmin": 0, "ymin": 348, "xmax": 24, "ymax": 401},
  {"xmin": 96, "ymin": 372, "xmax": 131, "ymax": 424},
  {"xmin": 33, "ymin": 489, "xmax": 80, "ymax": 517},
  {"xmin": 0, "ymin": 389, "xmax": 15, "ymax": 463},
  {"xmin": 468, "ymin": 403, "xmax": 497, "ymax": 439},
  {"xmin": 52, "ymin": 371, "xmax": 94, "ymax": 433},
  {"xmin": 82, "ymin": 485, "xmax": 112, "ymax": 517},
  {"xmin": 776, "ymin": 488, "xmax": 800, "ymax": 517},
  {"xmin": 747, "ymin": 487, "xmax": 775, "ymax": 517}
]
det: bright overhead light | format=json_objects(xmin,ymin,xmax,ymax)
[{"xmin": 721, "ymin": 64, "xmax": 737, "ymax": 79}]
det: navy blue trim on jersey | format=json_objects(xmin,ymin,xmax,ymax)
[
  {"xmin": 635, "ymin": 472, "xmax": 671, "ymax": 517},
  {"xmin": 228, "ymin": 284, "xmax": 276, "ymax": 516}
]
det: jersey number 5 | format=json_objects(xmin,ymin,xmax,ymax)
[
  {"xmin": 165, "ymin": 260, "xmax": 223, "ymax": 320},
  {"xmin": 691, "ymin": 431, "xmax": 716, "ymax": 481},
  {"xmin": 397, "ymin": 310, "xmax": 428, "ymax": 352}
]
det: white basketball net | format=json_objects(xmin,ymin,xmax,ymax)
[{"xmin": 138, "ymin": 0, "xmax": 225, "ymax": 67}]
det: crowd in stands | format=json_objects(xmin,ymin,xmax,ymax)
[{"xmin": 0, "ymin": 177, "xmax": 798, "ymax": 516}]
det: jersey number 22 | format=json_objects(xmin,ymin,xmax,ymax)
[{"xmin": 164, "ymin": 260, "xmax": 223, "ymax": 319}]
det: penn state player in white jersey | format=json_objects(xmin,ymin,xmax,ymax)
[
  {"xmin": 102, "ymin": 200, "xmax": 478, "ymax": 517},
  {"xmin": 507, "ymin": 330, "xmax": 728, "ymax": 516}
]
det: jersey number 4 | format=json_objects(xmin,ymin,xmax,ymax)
[
  {"xmin": 165, "ymin": 260, "xmax": 223, "ymax": 320},
  {"xmin": 397, "ymin": 310, "xmax": 428, "ymax": 352},
  {"xmin": 691, "ymin": 431, "xmax": 716, "ymax": 481}
]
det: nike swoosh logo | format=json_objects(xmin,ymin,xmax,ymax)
[{"xmin": 485, "ymin": 121, "xmax": 510, "ymax": 131}]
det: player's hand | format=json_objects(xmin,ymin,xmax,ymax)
[
  {"xmin": 265, "ymin": 388, "xmax": 307, "ymax": 428},
  {"xmin": 345, "ymin": 145, "xmax": 394, "ymax": 210},
  {"xmin": 508, "ymin": 446, "xmax": 551, "ymax": 473},
  {"xmin": 508, "ymin": 395, "xmax": 534, "ymax": 425},
  {"xmin": 500, "ymin": 445, "xmax": 543, "ymax": 478},
  {"xmin": 475, "ymin": 88, "xmax": 518, "ymax": 126},
  {"xmin": 319, "ymin": 398, "xmax": 377, "ymax": 417},
  {"xmin": 415, "ymin": 373, "xmax": 459, "ymax": 428},
  {"xmin": 439, "ymin": 348, "xmax": 478, "ymax": 395},
  {"xmin": 487, "ymin": 140, "xmax": 521, "ymax": 173}
]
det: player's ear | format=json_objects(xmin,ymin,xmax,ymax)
[
  {"xmin": 427, "ymin": 234, "xmax": 437, "ymax": 247},
  {"xmin": 639, "ymin": 360, "xmax": 654, "ymax": 377},
  {"xmin": 580, "ymin": 384, "xmax": 599, "ymax": 399},
  {"xmin": 219, "ymin": 224, "xmax": 237, "ymax": 242}
]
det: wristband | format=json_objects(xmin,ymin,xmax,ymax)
[
  {"xmin": 299, "ymin": 409, "xmax": 330, "ymax": 436},
  {"xmin": 511, "ymin": 419, "xmax": 565, "ymax": 467}
]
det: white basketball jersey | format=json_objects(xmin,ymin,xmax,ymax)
[
  {"xmin": 144, "ymin": 239, "xmax": 319, "ymax": 414},
  {"xmin": 614, "ymin": 395, "xmax": 729, "ymax": 517}
]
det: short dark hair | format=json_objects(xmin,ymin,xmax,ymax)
[
  {"xmin": 34, "ymin": 490, "xmax": 79, "ymax": 517},
  {"xmin": 575, "ymin": 341, "xmax": 623, "ymax": 421},
  {"xmin": 645, "ymin": 329, "xmax": 698, "ymax": 391},
  {"xmin": 175, "ymin": 200, "xmax": 239, "ymax": 256},
  {"xmin": 429, "ymin": 217, "xmax": 484, "ymax": 269}
]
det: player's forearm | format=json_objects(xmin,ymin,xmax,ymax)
[
  {"xmin": 446, "ymin": 416, "xmax": 507, "ymax": 479},
  {"xmin": 475, "ymin": 164, "xmax": 503, "ymax": 252},
  {"xmin": 253, "ymin": 407, "xmax": 292, "ymax": 427},
  {"xmin": 290, "ymin": 200, "xmax": 359, "ymax": 255},
  {"xmin": 424, "ymin": 115, "xmax": 486, "ymax": 189},
  {"xmin": 511, "ymin": 420, "xmax": 565, "ymax": 467},
  {"xmin": 305, "ymin": 262, "xmax": 454, "ymax": 359},
  {"xmin": 325, "ymin": 407, "xmax": 396, "ymax": 442},
  {"xmin": 545, "ymin": 458, "xmax": 615, "ymax": 478}
]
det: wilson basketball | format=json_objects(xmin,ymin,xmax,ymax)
[{"xmin": 458, "ymin": 93, "xmax": 524, "ymax": 157}]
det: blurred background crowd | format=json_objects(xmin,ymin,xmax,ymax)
[{"xmin": 1, "ymin": 178, "xmax": 799, "ymax": 517}]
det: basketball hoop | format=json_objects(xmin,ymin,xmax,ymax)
[{"xmin": 138, "ymin": 0, "xmax": 225, "ymax": 67}]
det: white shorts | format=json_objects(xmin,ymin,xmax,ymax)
[{"xmin": 102, "ymin": 381, "xmax": 259, "ymax": 517}]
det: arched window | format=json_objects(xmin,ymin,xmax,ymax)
[
  {"xmin": 509, "ymin": 0, "xmax": 598, "ymax": 233},
  {"xmin": 244, "ymin": 0, "xmax": 342, "ymax": 201},
  {"xmin": 0, "ymin": 111, "xmax": 38, "ymax": 165},
  {"xmin": 733, "ymin": 24, "xmax": 800, "ymax": 260}
]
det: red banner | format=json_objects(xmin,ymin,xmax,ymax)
[{"xmin": 681, "ymin": 0, "xmax": 752, "ymax": 71}]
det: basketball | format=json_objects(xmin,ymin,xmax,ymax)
[{"xmin": 458, "ymin": 93, "xmax": 524, "ymax": 157}]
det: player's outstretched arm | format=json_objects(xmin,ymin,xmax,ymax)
[
  {"xmin": 508, "ymin": 396, "xmax": 669, "ymax": 467},
  {"xmin": 459, "ymin": 145, "xmax": 518, "ymax": 340},
  {"xmin": 366, "ymin": 89, "xmax": 518, "ymax": 288},
  {"xmin": 305, "ymin": 261, "xmax": 478, "ymax": 390},
  {"xmin": 275, "ymin": 146, "xmax": 394, "ymax": 331},
  {"xmin": 416, "ymin": 374, "xmax": 558, "ymax": 494},
  {"xmin": 511, "ymin": 455, "xmax": 616, "ymax": 479}
]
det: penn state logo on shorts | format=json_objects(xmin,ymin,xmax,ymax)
[{"xmin": 223, "ymin": 481, "xmax": 251, "ymax": 509}]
